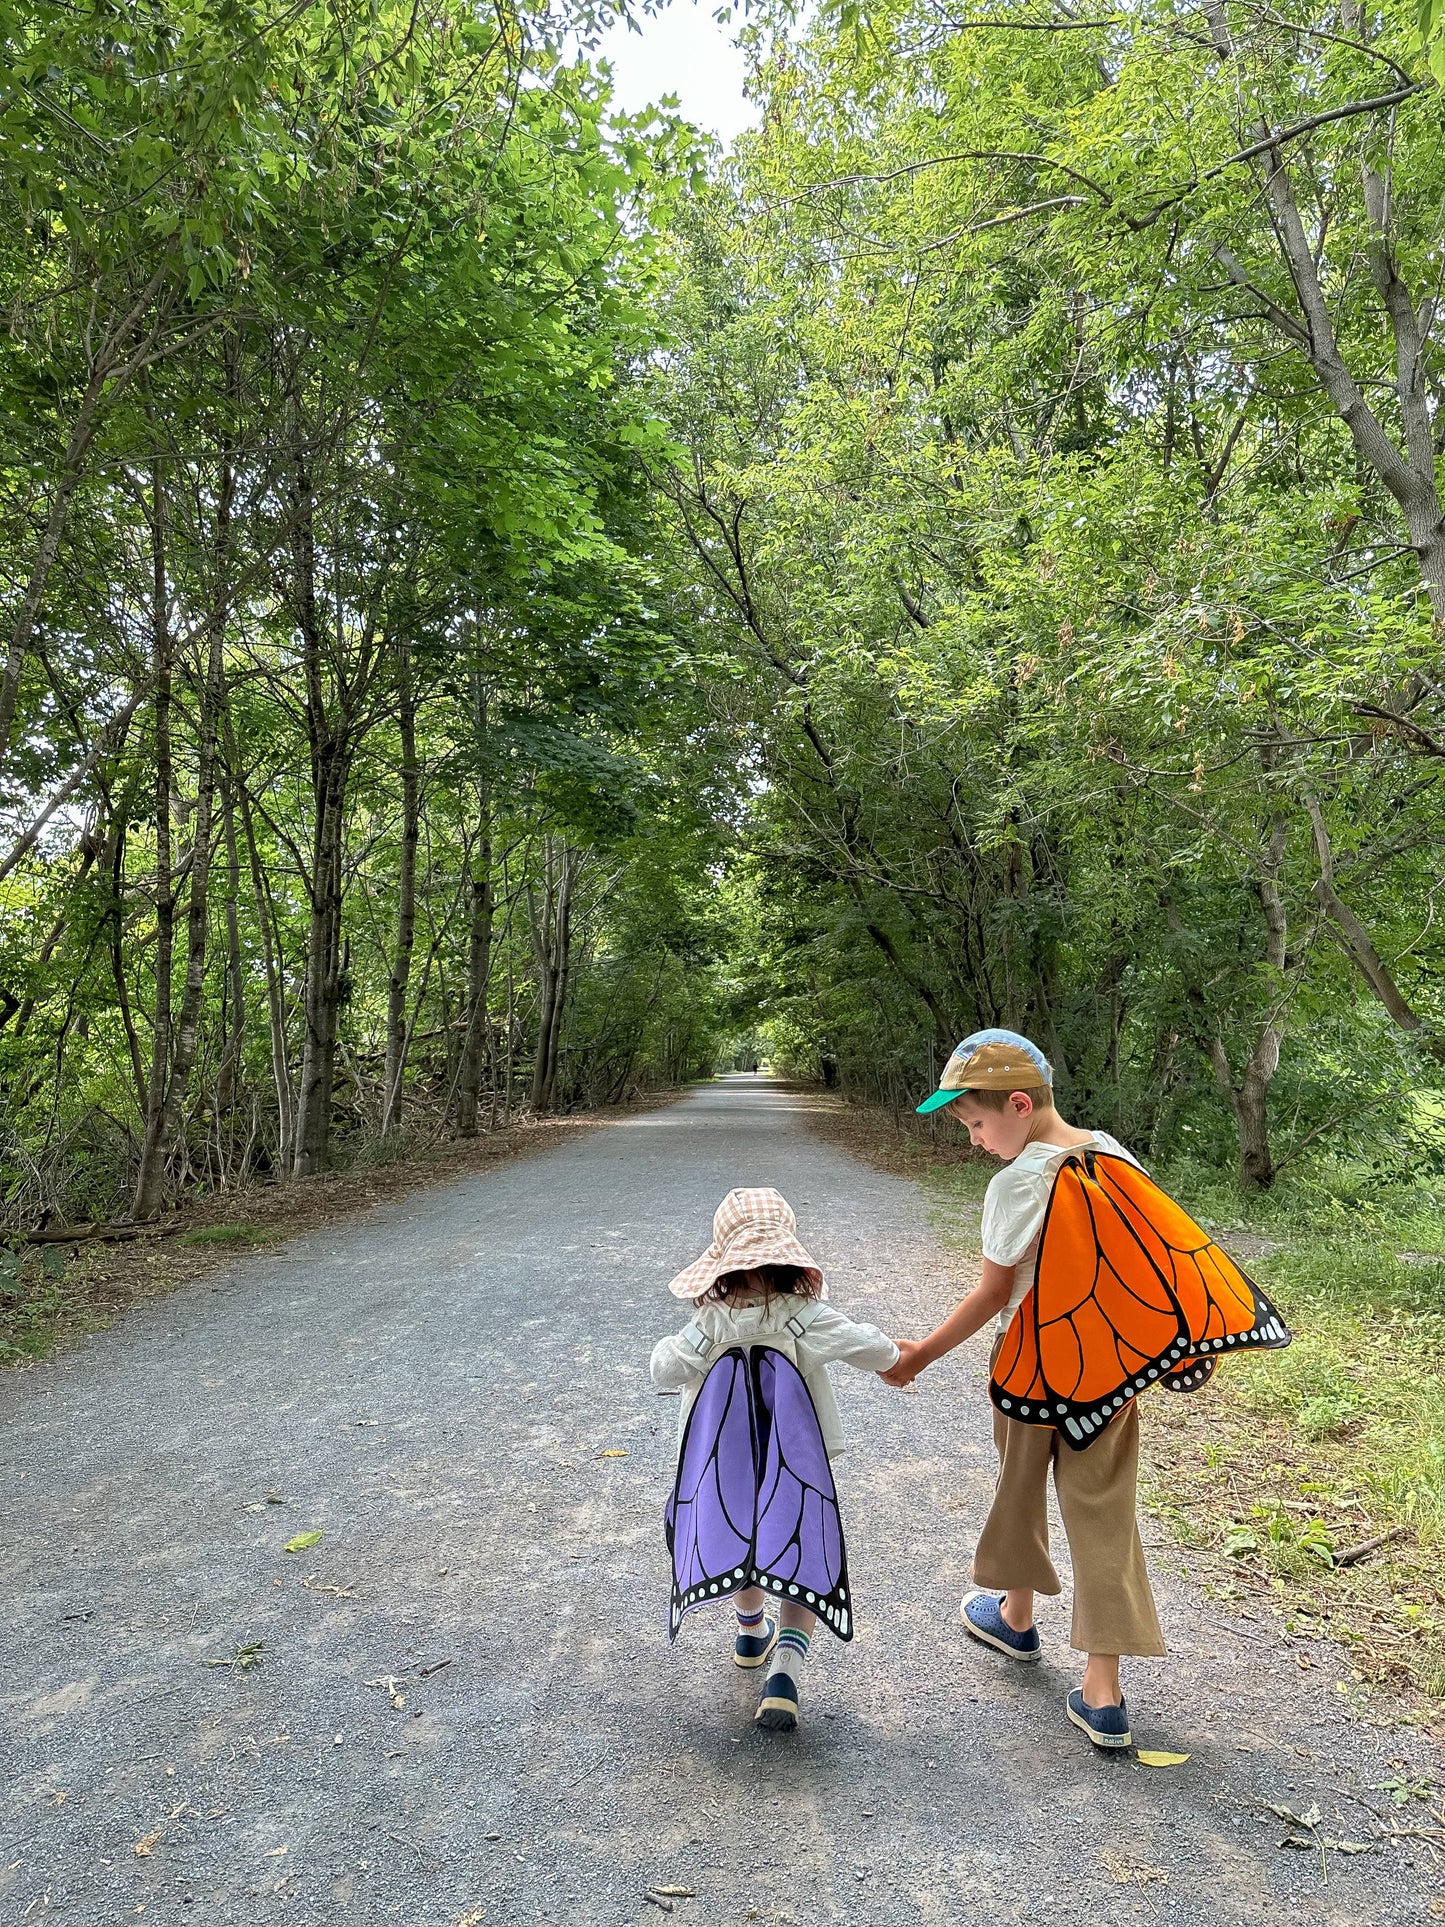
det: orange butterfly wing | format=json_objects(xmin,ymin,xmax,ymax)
[
  {"xmin": 990, "ymin": 1151, "xmax": 1291, "ymax": 1449},
  {"xmin": 991, "ymin": 1158, "xmax": 1187, "ymax": 1445},
  {"xmin": 1087, "ymin": 1155, "xmax": 1291, "ymax": 1385}
]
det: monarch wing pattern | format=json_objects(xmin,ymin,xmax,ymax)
[
  {"xmin": 667, "ymin": 1350, "xmax": 757, "ymax": 1637},
  {"xmin": 990, "ymin": 1151, "xmax": 1291, "ymax": 1449},
  {"xmin": 1162, "ymin": 1353, "xmax": 1219, "ymax": 1393},
  {"xmin": 1089, "ymin": 1156, "xmax": 1291, "ymax": 1379},
  {"xmin": 665, "ymin": 1346, "xmax": 853, "ymax": 1642},
  {"xmin": 751, "ymin": 1348, "xmax": 852, "ymax": 1639}
]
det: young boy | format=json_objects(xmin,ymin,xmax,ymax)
[{"xmin": 882, "ymin": 1027, "xmax": 1164, "ymax": 1749}]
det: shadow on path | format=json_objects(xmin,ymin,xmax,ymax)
[{"xmin": 1, "ymin": 1076, "xmax": 1439, "ymax": 1924}]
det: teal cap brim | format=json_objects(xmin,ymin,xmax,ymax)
[{"xmin": 915, "ymin": 1087, "xmax": 960, "ymax": 1115}]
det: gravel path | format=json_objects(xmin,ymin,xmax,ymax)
[{"xmin": 3, "ymin": 1077, "xmax": 1441, "ymax": 1926}]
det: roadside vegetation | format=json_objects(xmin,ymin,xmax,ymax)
[{"xmin": 806, "ymin": 1100, "xmax": 1445, "ymax": 1714}]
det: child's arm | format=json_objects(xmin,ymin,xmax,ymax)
[
  {"xmin": 879, "ymin": 1258, "xmax": 1016, "ymax": 1387},
  {"xmin": 798, "ymin": 1303, "xmax": 899, "ymax": 1374},
  {"xmin": 650, "ymin": 1323, "xmax": 712, "ymax": 1390}
]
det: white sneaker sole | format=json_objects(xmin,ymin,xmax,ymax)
[
  {"xmin": 733, "ymin": 1626, "xmax": 779, "ymax": 1670},
  {"xmin": 960, "ymin": 1590, "xmax": 1042, "ymax": 1663},
  {"xmin": 1066, "ymin": 1699, "xmax": 1132, "ymax": 1749}
]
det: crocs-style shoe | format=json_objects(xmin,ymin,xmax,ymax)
[
  {"xmin": 734, "ymin": 1617, "xmax": 778, "ymax": 1670},
  {"xmin": 961, "ymin": 1589, "xmax": 1042, "ymax": 1663},
  {"xmin": 1066, "ymin": 1689, "xmax": 1132, "ymax": 1749},
  {"xmin": 755, "ymin": 1672, "xmax": 800, "ymax": 1732}
]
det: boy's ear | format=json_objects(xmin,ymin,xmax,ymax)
[{"xmin": 1008, "ymin": 1089, "xmax": 1036, "ymax": 1117}]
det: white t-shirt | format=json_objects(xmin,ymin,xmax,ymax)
[{"xmin": 980, "ymin": 1130, "xmax": 1144, "ymax": 1329}]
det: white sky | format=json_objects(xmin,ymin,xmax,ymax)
[{"xmin": 593, "ymin": 2, "xmax": 760, "ymax": 144}]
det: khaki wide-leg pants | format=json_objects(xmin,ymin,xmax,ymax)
[{"xmin": 972, "ymin": 1341, "xmax": 1166, "ymax": 1656}]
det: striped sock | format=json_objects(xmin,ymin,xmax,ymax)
[
  {"xmin": 735, "ymin": 1603, "xmax": 767, "ymax": 1634},
  {"xmin": 771, "ymin": 1626, "xmax": 811, "ymax": 1688}
]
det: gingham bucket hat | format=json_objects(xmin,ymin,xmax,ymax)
[{"xmin": 667, "ymin": 1187, "xmax": 826, "ymax": 1301}]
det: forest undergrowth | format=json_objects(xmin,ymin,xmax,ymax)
[{"xmin": 804, "ymin": 1094, "xmax": 1445, "ymax": 1727}]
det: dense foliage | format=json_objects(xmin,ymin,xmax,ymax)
[
  {"xmin": 660, "ymin": 0, "xmax": 1445, "ymax": 1188},
  {"xmin": 0, "ymin": 0, "xmax": 725, "ymax": 1226},
  {"xmin": 4, "ymin": 0, "xmax": 1445, "ymax": 1235}
]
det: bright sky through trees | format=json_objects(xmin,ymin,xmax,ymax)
[{"xmin": 595, "ymin": 1, "xmax": 758, "ymax": 141}]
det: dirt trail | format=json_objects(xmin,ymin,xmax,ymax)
[{"xmin": 2, "ymin": 1077, "xmax": 1440, "ymax": 1925}]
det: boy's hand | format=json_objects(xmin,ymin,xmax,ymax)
[{"xmin": 881, "ymin": 1340, "xmax": 927, "ymax": 1388}]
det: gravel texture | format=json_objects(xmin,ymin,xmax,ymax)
[{"xmin": 2, "ymin": 1076, "xmax": 1441, "ymax": 1926}]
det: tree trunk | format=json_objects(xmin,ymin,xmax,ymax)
[
  {"xmin": 1206, "ymin": 834, "xmax": 1288, "ymax": 1190},
  {"xmin": 530, "ymin": 842, "xmax": 560, "ymax": 1113},
  {"xmin": 215, "ymin": 772, "xmax": 246, "ymax": 1146},
  {"xmin": 381, "ymin": 644, "xmax": 419, "ymax": 1137},
  {"xmin": 133, "ymin": 473, "xmax": 177, "ymax": 1218},
  {"xmin": 234, "ymin": 764, "xmax": 295, "ymax": 1170},
  {"xmin": 293, "ymin": 743, "xmax": 349, "ymax": 1176},
  {"xmin": 107, "ymin": 780, "xmax": 148, "ymax": 1112},
  {"xmin": 1305, "ymin": 798, "xmax": 1445, "ymax": 1066},
  {"xmin": 457, "ymin": 678, "xmax": 494, "ymax": 1138},
  {"xmin": 1162, "ymin": 808, "xmax": 1290, "ymax": 1192},
  {"xmin": 133, "ymin": 443, "xmax": 231, "ymax": 1219},
  {"xmin": 288, "ymin": 446, "xmax": 353, "ymax": 1180},
  {"xmin": 1229, "ymin": 1059, "xmax": 1276, "ymax": 1191},
  {"xmin": 457, "ymin": 822, "xmax": 495, "ymax": 1137},
  {"xmin": 539, "ymin": 852, "xmax": 576, "ymax": 1112}
]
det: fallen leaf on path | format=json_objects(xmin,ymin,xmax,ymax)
[
  {"xmin": 1135, "ymin": 1750, "xmax": 1190, "ymax": 1767},
  {"xmin": 200, "ymin": 1641, "xmax": 264, "ymax": 1671},
  {"xmin": 133, "ymin": 1830, "xmax": 163, "ymax": 1858},
  {"xmin": 284, "ymin": 1531, "xmax": 323, "ymax": 1553},
  {"xmin": 1428, "ymin": 1899, "xmax": 1445, "ymax": 1917},
  {"xmin": 597, "ymin": 1449, "xmax": 628, "ymax": 1459},
  {"xmin": 301, "ymin": 1573, "xmax": 354, "ymax": 1597},
  {"xmin": 457, "ymin": 1911, "xmax": 486, "ymax": 1926},
  {"xmin": 263, "ymin": 1846, "xmax": 288, "ymax": 1859},
  {"xmin": 1100, "ymin": 1848, "xmax": 1168, "ymax": 1886},
  {"xmin": 650, "ymin": 1887, "xmax": 697, "ymax": 1898}
]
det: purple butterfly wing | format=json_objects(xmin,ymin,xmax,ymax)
[
  {"xmin": 750, "ymin": 1348, "xmax": 852, "ymax": 1640},
  {"xmin": 666, "ymin": 1350, "xmax": 757, "ymax": 1639}
]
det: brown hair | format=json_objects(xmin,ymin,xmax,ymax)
[
  {"xmin": 706, "ymin": 1262, "xmax": 820, "ymax": 1306},
  {"xmin": 950, "ymin": 1086, "xmax": 1046, "ymax": 1113}
]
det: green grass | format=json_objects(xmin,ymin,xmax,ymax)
[{"xmin": 178, "ymin": 1222, "xmax": 274, "ymax": 1248}]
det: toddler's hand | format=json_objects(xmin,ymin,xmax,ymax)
[{"xmin": 881, "ymin": 1340, "xmax": 925, "ymax": 1389}]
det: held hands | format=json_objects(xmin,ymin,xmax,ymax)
[{"xmin": 881, "ymin": 1339, "xmax": 928, "ymax": 1389}]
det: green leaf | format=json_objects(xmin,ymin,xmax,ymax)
[{"xmin": 284, "ymin": 1531, "xmax": 324, "ymax": 1553}]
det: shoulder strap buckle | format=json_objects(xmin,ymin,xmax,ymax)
[{"xmin": 684, "ymin": 1322, "xmax": 715, "ymax": 1358}]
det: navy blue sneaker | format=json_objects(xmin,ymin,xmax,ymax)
[
  {"xmin": 1066, "ymin": 1689, "xmax": 1132, "ymax": 1749},
  {"xmin": 733, "ymin": 1617, "xmax": 778, "ymax": 1670},
  {"xmin": 755, "ymin": 1671, "xmax": 799, "ymax": 1731},
  {"xmin": 961, "ymin": 1589, "xmax": 1041, "ymax": 1663}
]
